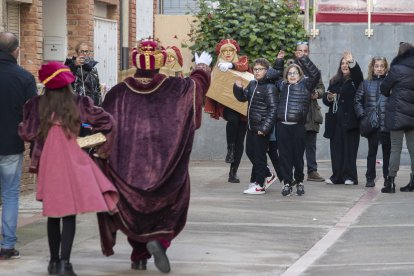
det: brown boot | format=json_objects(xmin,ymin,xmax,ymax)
[{"xmin": 307, "ymin": 171, "xmax": 325, "ymax": 182}]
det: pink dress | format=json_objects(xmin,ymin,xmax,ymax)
[{"xmin": 37, "ymin": 124, "xmax": 118, "ymax": 217}]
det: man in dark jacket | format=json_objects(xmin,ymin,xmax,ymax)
[
  {"xmin": 0, "ymin": 32, "xmax": 37, "ymax": 260},
  {"xmin": 295, "ymin": 42, "xmax": 325, "ymax": 182}
]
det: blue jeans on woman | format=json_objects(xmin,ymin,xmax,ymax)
[{"xmin": 0, "ymin": 154, "xmax": 23, "ymax": 249}]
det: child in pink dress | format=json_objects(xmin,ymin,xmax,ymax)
[{"xmin": 19, "ymin": 62, "xmax": 118, "ymax": 276}]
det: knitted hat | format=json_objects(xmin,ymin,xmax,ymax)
[
  {"xmin": 39, "ymin": 62, "xmax": 75, "ymax": 89},
  {"xmin": 215, "ymin": 39, "xmax": 240, "ymax": 56},
  {"xmin": 166, "ymin": 46, "xmax": 183, "ymax": 67},
  {"xmin": 132, "ymin": 40, "xmax": 167, "ymax": 70}
]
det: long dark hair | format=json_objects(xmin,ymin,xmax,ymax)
[
  {"xmin": 38, "ymin": 86, "xmax": 80, "ymax": 140},
  {"xmin": 329, "ymin": 57, "xmax": 350, "ymax": 85}
]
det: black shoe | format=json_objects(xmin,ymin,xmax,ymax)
[
  {"xmin": 146, "ymin": 240, "xmax": 171, "ymax": 273},
  {"xmin": 57, "ymin": 260, "xmax": 77, "ymax": 276},
  {"xmin": 365, "ymin": 179, "xmax": 375, "ymax": 187},
  {"xmin": 228, "ymin": 165, "xmax": 240, "ymax": 183},
  {"xmin": 0, "ymin": 248, "xmax": 20, "ymax": 260},
  {"xmin": 400, "ymin": 173, "xmax": 414, "ymax": 192},
  {"xmin": 48, "ymin": 260, "xmax": 59, "ymax": 275},
  {"xmin": 381, "ymin": 176, "xmax": 396, "ymax": 193},
  {"xmin": 131, "ymin": 259, "xmax": 147, "ymax": 270},
  {"xmin": 281, "ymin": 183, "xmax": 292, "ymax": 196},
  {"xmin": 296, "ymin": 183, "xmax": 305, "ymax": 196}
]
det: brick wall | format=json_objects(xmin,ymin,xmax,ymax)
[
  {"xmin": 129, "ymin": 0, "xmax": 136, "ymax": 67},
  {"xmin": 20, "ymin": 0, "xmax": 43, "ymax": 79},
  {"xmin": 21, "ymin": 145, "xmax": 36, "ymax": 193},
  {"xmin": 67, "ymin": 0, "xmax": 94, "ymax": 56}
]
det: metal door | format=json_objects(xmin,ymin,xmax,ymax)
[
  {"xmin": 136, "ymin": 0, "xmax": 153, "ymax": 40},
  {"xmin": 94, "ymin": 17, "xmax": 118, "ymax": 90}
]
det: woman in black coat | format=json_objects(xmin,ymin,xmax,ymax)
[
  {"xmin": 354, "ymin": 56, "xmax": 390, "ymax": 188},
  {"xmin": 380, "ymin": 43, "xmax": 414, "ymax": 193},
  {"xmin": 323, "ymin": 51, "xmax": 363, "ymax": 185}
]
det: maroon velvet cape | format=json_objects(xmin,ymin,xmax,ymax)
[{"xmin": 99, "ymin": 68, "xmax": 211, "ymax": 256}]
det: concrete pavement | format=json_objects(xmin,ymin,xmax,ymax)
[{"xmin": 1, "ymin": 160, "xmax": 414, "ymax": 275}]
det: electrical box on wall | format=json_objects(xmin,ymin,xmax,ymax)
[{"xmin": 43, "ymin": 36, "xmax": 65, "ymax": 61}]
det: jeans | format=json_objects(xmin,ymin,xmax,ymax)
[{"xmin": 0, "ymin": 154, "xmax": 23, "ymax": 249}]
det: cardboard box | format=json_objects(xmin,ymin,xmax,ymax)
[{"xmin": 206, "ymin": 68, "xmax": 254, "ymax": 116}]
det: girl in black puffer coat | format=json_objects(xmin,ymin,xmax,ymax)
[
  {"xmin": 233, "ymin": 58, "xmax": 277, "ymax": 195},
  {"xmin": 380, "ymin": 43, "xmax": 414, "ymax": 193},
  {"xmin": 276, "ymin": 54, "xmax": 320, "ymax": 196},
  {"xmin": 354, "ymin": 56, "xmax": 390, "ymax": 188}
]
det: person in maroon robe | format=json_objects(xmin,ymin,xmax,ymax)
[{"xmin": 99, "ymin": 40, "xmax": 212, "ymax": 273}]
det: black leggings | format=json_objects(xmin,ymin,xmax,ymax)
[{"xmin": 47, "ymin": 215, "xmax": 76, "ymax": 262}]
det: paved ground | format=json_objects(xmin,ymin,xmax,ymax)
[{"xmin": 1, "ymin": 160, "xmax": 414, "ymax": 276}]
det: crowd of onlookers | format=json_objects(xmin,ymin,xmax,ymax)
[{"xmin": 214, "ymin": 40, "xmax": 414, "ymax": 197}]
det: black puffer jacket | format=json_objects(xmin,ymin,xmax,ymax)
[
  {"xmin": 233, "ymin": 78, "xmax": 277, "ymax": 134},
  {"xmin": 381, "ymin": 48, "xmax": 414, "ymax": 130},
  {"xmin": 276, "ymin": 56, "xmax": 320, "ymax": 123},
  {"xmin": 354, "ymin": 76, "xmax": 388, "ymax": 132},
  {"xmin": 65, "ymin": 57, "xmax": 102, "ymax": 106}
]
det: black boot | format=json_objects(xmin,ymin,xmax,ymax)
[
  {"xmin": 381, "ymin": 176, "xmax": 396, "ymax": 193},
  {"xmin": 400, "ymin": 173, "xmax": 414, "ymax": 192},
  {"xmin": 48, "ymin": 260, "xmax": 59, "ymax": 275},
  {"xmin": 225, "ymin": 144, "xmax": 235, "ymax": 163},
  {"xmin": 57, "ymin": 260, "xmax": 77, "ymax": 276},
  {"xmin": 228, "ymin": 164, "xmax": 240, "ymax": 183}
]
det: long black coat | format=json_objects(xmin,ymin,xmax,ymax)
[
  {"xmin": 381, "ymin": 48, "xmax": 414, "ymax": 131},
  {"xmin": 323, "ymin": 62, "xmax": 364, "ymax": 132}
]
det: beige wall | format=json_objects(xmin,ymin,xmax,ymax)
[{"xmin": 154, "ymin": 15, "xmax": 196, "ymax": 74}]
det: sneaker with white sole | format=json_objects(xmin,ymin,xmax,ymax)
[
  {"xmin": 344, "ymin": 179, "xmax": 354, "ymax": 185},
  {"xmin": 325, "ymin": 178, "xmax": 334, "ymax": 185},
  {"xmin": 281, "ymin": 184, "xmax": 292, "ymax": 196},
  {"xmin": 243, "ymin": 184, "xmax": 265, "ymax": 195},
  {"xmin": 265, "ymin": 173, "xmax": 276, "ymax": 189},
  {"xmin": 296, "ymin": 183, "xmax": 305, "ymax": 196}
]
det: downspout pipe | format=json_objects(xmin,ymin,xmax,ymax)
[{"xmin": 120, "ymin": 0, "xmax": 129, "ymax": 69}]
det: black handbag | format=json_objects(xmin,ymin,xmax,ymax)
[
  {"xmin": 359, "ymin": 97, "xmax": 381, "ymax": 138},
  {"xmin": 323, "ymin": 111, "xmax": 336, "ymax": 139}
]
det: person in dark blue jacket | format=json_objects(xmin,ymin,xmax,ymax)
[
  {"xmin": 0, "ymin": 32, "xmax": 37, "ymax": 260},
  {"xmin": 354, "ymin": 56, "xmax": 390, "ymax": 188}
]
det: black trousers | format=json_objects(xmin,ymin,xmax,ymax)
[
  {"xmin": 277, "ymin": 122, "xmax": 306, "ymax": 184},
  {"xmin": 223, "ymin": 107, "xmax": 247, "ymax": 168},
  {"xmin": 329, "ymin": 124, "xmax": 360, "ymax": 184},
  {"xmin": 268, "ymin": 140, "xmax": 282, "ymax": 181},
  {"xmin": 246, "ymin": 130, "xmax": 269, "ymax": 186},
  {"xmin": 366, "ymin": 131, "xmax": 391, "ymax": 180}
]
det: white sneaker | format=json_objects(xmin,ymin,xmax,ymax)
[
  {"xmin": 265, "ymin": 173, "xmax": 276, "ymax": 189},
  {"xmin": 247, "ymin": 182, "xmax": 256, "ymax": 189},
  {"xmin": 344, "ymin": 179, "xmax": 354, "ymax": 185},
  {"xmin": 325, "ymin": 178, "xmax": 334, "ymax": 185},
  {"xmin": 243, "ymin": 184, "xmax": 265, "ymax": 195}
]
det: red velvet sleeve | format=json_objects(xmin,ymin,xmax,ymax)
[
  {"xmin": 190, "ymin": 65, "xmax": 211, "ymax": 129},
  {"xmin": 18, "ymin": 96, "xmax": 40, "ymax": 142},
  {"xmin": 78, "ymin": 96, "xmax": 116, "ymax": 156}
]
